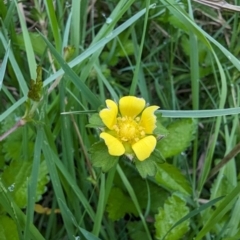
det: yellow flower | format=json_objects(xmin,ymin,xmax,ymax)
[{"xmin": 99, "ymin": 96, "xmax": 159, "ymax": 161}]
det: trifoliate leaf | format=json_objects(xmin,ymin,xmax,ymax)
[
  {"xmin": 0, "ymin": 215, "xmax": 18, "ymax": 240},
  {"xmin": 1, "ymin": 160, "xmax": 49, "ymax": 209},
  {"xmin": 106, "ymin": 187, "xmax": 138, "ymax": 220},
  {"xmin": 156, "ymin": 119, "xmax": 196, "ymax": 159},
  {"xmin": 155, "ymin": 162, "xmax": 191, "ymax": 195},
  {"xmin": 87, "ymin": 113, "xmax": 104, "ymax": 128},
  {"xmin": 90, "ymin": 141, "xmax": 119, "ymax": 172},
  {"xmin": 155, "ymin": 194, "xmax": 189, "ymax": 240}
]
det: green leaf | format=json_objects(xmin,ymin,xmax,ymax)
[
  {"xmin": 16, "ymin": 33, "xmax": 46, "ymax": 56},
  {"xmin": 135, "ymin": 157, "xmax": 156, "ymax": 178},
  {"xmin": 156, "ymin": 119, "xmax": 196, "ymax": 159},
  {"xmin": 155, "ymin": 194, "xmax": 189, "ymax": 240},
  {"xmin": 1, "ymin": 160, "xmax": 49, "ymax": 208},
  {"xmin": 127, "ymin": 221, "xmax": 149, "ymax": 240},
  {"xmin": 0, "ymin": 215, "xmax": 18, "ymax": 240},
  {"xmin": 154, "ymin": 117, "xmax": 169, "ymax": 136},
  {"xmin": 87, "ymin": 113, "xmax": 104, "ymax": 128},
  {"xmin": 113, "ymin": 164, "xmax": 169, "ymax": 215},
  {"xmin": 129, "ymin": 177, "xmax": 169, "ymax": 214},
  {"xmin": 135, "ymin": 149, "xmax": 165, "ymax": 178},
  {"xmin": 106, "ymin": 187, "xmax": 138, "ymax": 220},
  {"xmin": 155, "ymin": 162, "xmax": 191, "ymax": 195},
  {"xmin": 90, "ymin": 141, "xmax": 119, "ymax": 172}
]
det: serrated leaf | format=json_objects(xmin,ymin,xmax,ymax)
[
  {"xmin": 0, "ymin": 215, "xmax": 18, "ymax": 240},
  {"xmin": 1, "ymin": 160, "xmax": 49, "ymax": 208},
  {"xmin": 155, "ymin": 194, "xmax": 189, "ymax": 240},
  {"xmin": 156, "ymin": 119, "xmax": 196, "ymax": 159},
  {"xmin": 87, "ymin": 113, "xmax": 104, "ymax": 128},
  {"xmin": 135, "ymin": 157, "xmax": 156, "ymax": 178},
  {"xmin": 134, "ymin": 149, "xmax": 164, "ymax": 178},
  {"xmin": 106, "ymin": 187, "xmax": 138, "ymax": 220},
  {"xmin": 154, "ymin": 117, "xmax": 169, "ymax": 136},
  {"xmin": 155, "ymin": 162, "xmax": 191, "ymax": 195},
  {"xmin": 90, "ymin": 141, "xmax": 119, "ymax": 172}
]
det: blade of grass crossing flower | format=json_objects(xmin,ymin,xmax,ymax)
[
  {"xmin": 92, "ymin": 173, "xmax": 106, "ymax": 236},
  {"xmin": 15, "ymin": 0, "xmax": 37, "ymax": 79},
  {"xmin": 38, "ymin": 31, "xmax": 100, "ymax": 109},
  {"xmin": 0, "ymin": 41, "xmax": 10, "ymax": 90},
  {"xmin": 43, "ymin": 0, "xmax": 62, "ymax": 52},
  {"xmin": 42, "ymin": 132, "xmax": 75, "ymax": 239},
  {"xmin": 130, "ymin": 0, "xmax": 151, "ymax": 99},
  {"xmin": 159, "ymin": 108, "xmax": 240, "ymax": 118},
  {"xmin": 117, "ymin": 164, "xmax": 152, "ymax": 240},
  {"xmin": 24, "ymin": 127, "xmax": 44, "ymax": 240},
  {"xmin": 195, "ymin": 182, "xmax": 240, "ymax": 240}
]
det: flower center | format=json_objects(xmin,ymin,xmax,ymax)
[{"xmin": 113, "ymin": 116, "xmax": 145, "ymax": 143}]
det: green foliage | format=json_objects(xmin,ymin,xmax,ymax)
[
  {"xmin": 155, "ymin": 162, "xmax": 191, "ymax": 195},
  {"xmin": 127, "ymin": 221, "xmax": 149, "ymax": 240},
  {"xmin": 1, "ymin": 0, "xmax": 240, "ymax": 239},
  {"xmin": 1, "ymin": 160, "xmax": 48, "ymax": 209},
  {"xmin": 0, "ymin": 215, "xmax": 18, "ymax": 240},
  {"xmin": 107, "ymin": 169, "xmax": 169, "ymax": 221},
  {"xmin": 106, "ymin": 187, "xmax": 138, "ymax": 220},
  {"xmin": 90, "ymin": 141, "xmax": 119, "ymax": 172},
  {"xmin": 157, "ymin": 119, "xmax": 197, "ymax": 159},
  {"xmin": 87, "ymin": 113, "xmax": 105, "ymax": 128},
  {"xmin": 155, "ymin": 194, "xmax": 190, "ymax": 240},
  {"xmin": 135, "ymin": 149, "xmax": 165, "ymax": 178}
]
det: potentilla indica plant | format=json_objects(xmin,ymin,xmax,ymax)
[{"xmin": 89, "ymin": 96, "xmax": 167, "ymax": 177}]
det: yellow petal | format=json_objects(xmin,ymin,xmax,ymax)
[
  {"xmin": 139, "ymin": 106, "xmax": 159, "ymax": 134},
  {"xmin": 99, "ymin": 100, "xmax": 118, "ymax": 129},
  {"xmin": 100, "ymin": 132, "xmax": 125, "ymax": 156},
  {"xmin": 132, "ymin": 136, "xmax": 156, "ymax": 161},
  {"xmin": 119, "ymin": 96, "xmax": 145, "ymax": 118}
]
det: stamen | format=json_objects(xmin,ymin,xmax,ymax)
[{"xmin": 113, "ymin": 116, "xmax": 146, "ymax": 144}]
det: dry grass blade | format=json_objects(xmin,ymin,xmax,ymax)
[{"xmin": 193, "ymin": 0, "xmax": 240, "ymax": 12}]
